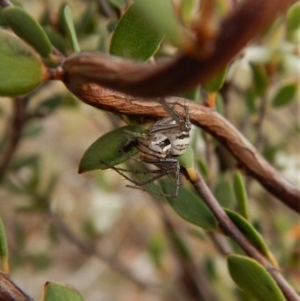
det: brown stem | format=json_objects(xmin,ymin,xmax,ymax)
[
  {"xmin": 0, "ymin": 99, "xmax": 26, "ymax": 180},
  {"xmin": 50, "ymin": 214, "xmax": 163, "ymax": 295},
  {"xmin": 185, "ymin": 170, "xmax": 300, "ymax": 301},
  {"xmin": 62, "ymin": 84, "xmax": 300, "ymax": 214},
  {"xmin": 153, "ymin": 200, "xmax": 217, "ymax": 301},
  {"xmin": 0, "ymin": 0, "xmax": 12, "ymax": 7},
  {"xmin": 254, "ymin": 95, "xmax": 268, "ymax": 150},
  {"xmin": 60, "ymin": 0, "xmax": 292, "ymax": 97},
  {"xmin": 0, "ymin": 272, "xmax": 34, "ymax": 301}
]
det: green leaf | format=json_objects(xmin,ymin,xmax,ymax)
[
  {"xmin": 162, "ymin": 182, "xmax": 217, "ymax": 230},
  {"xmin": 62, "ymin": 5, "xmax": 80, "ymax": 52},
  {"xmin": 177, "ymin": 144, "xmax": 194, "ymax": 168},
  {"xmin": 250, "ymin": 63, "xmax": 268, "ymax": 96},
  {"xmin": 42, "ymin": 281, "xmax": 84, "ymax": 301},
  {"xmin": 179, "ymin": 86, "xmax": 200, "ymax": 101},
  {"xmin": 287, "ymin": 2, "xmax": 300, "ymax": 40},
  {"xmin": 44, "ymin": 27, "xmax": 67, "ymax": 56},
  {"xmin": 0, "ymin": 29, "xmax": 46, "ymax": 96},
  {"xmin": 262, "ymin": 144, "xmax": 281, "ymax": 164},
  {"xmin": 180, "ymin": 0, "xmax": 197, "ymax": 24},
  {"xmin": 36, "ymin": 94, "xmax": 63, "ymax": 113},
  {"xmin": 76, "ymin": 3, "xmax": 96, "ymax": 36},
  {"xmin": 3, "ymin": 6, "xmax": 52, "ymax": 58},
  {"xmin": 233, "ymin": 172, "xmax": 249, "ymax": 219},
  {"xmin": 203, "ymin": 67, "xmax": 227, "ymax": 93},
  {"xmin": 197, "ymin": 158, "xmax": 209, "ymax": 178},
  {"xmin": 0, "ymin": 218, "xmax": 9, "ymax": 273},
  {"xmin": 23, "ymin": 123, "xmax": 44, "ymax": 138},
  {"xmin": 134, "ymin": 0, "xmax": 185, "ymax": 45},
  {"xmin": 43, "ymin": 173, "xmax": 58, "ymax": 198},
  {"xmin": 245, "ymin": 88, "xmax": 257, "ymax": 114},
  {"xmin": 225, "ymin": 209, "xmax": 277, "ymax": 266},
  {"xmin": 9, "ymin": 155, "xmax": 39, "ymax": 170},
  {"xmin": 148, "ymin": 232, "xmax": 166, "ymax": 268},
  {"xmin": 271, "ymin": 83, "xmax": 297, "ymax": 108},
  {"xmin": 110, "ymin": 4, "xmax": 163, "ymax": 61},
  {"xmin": 171, "ymin": 232, "xmax": 191, "ymax": 260},
  {"xmin": 227, "ymin": 254, "xmax": 285, "ymax": 301},
  {"xmin": 215, "ymin": 93, "xmax": 225, "ymax": 115},
  {"xmin": 79, "ymin": 125, "xmax": 144, "ymax": 173},
  {"xmin": 214, "ymin": 175, "xmax": 236, "ymax": 209}
]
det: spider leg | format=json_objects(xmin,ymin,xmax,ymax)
[
  {"xmin": 120, "ymin": 160, "xmax": 180, "ymax": 197},
  {"xmin": 100, "ymin": 160, "xmax": 173, "ymax": 187},
  {"xmin": 126, "ymin": 184, "xmax": 176, "ymax": 198},
  {"xmin": 159, "ymin": 98, "xmax": 183, "ymax": 124},
  {"xmin": 158, "ymin": 98, "xmax": 191, "ymax": 132}
]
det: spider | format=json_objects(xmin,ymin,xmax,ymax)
[{"xmin": 108, "ymin": 99, "xmax": 191, "ymax": 197}]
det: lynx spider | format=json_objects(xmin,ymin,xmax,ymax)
[{"xmin": 110, "ymin": 98, "xmax": 191, "ymax": 197}]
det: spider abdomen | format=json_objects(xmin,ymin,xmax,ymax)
[{"xmin": 137, "ymin": 132, "xmax": 171, "ymax": 161}]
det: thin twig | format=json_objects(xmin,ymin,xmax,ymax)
[
  {"xmin": 49, "ymin": 213, "xmax": 164, "ymax": 295},
  {"xmin": 184, "ymin": 169, "xmax": 300, "ymax": 301},
  {"xmin": 97, "ymin": 0, "xmax": 116, "ymax": 18},
  {"xmin": 254, "ymin": 96, "xmax": 268, "ymax": 150},
  {"xmin": 152, "ymin": 200, "xmax": 218, "ymax": 301},
  {"xmin": 208, "ymin": 232, "xmax": 232, "ymax": 256},
  {"xmin": 0, "ymin": 0, "xmax": 12, "ymax": 7},
  {"xmin": 0, "ymin": 272, "xmax": 34, "ymax": 301},
  {"xmin": 0, "ymin": 99, "xmax": 26, "ymax": 180}
]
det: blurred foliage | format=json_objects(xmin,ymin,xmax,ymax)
[{"xmin": 0, "ymin": 1, "xmax": 299, "ymax": 301}]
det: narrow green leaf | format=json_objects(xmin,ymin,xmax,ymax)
[
  {"xmin": 0, "ymin": 29, "xmax": 46, "ymax": 96},
  {"xmin": 245, "ymin": 88, "xmax": 257, "ymax": 114},
  {"xmin": 197, "ymin": 158, "xmax": 209, "ymax": 178},
  {"xmin": 215, "ymin": 93, "xmax": 225, "ymax": 115},
  {"xmin": 204, "ymin": 257, "xmax": 217, "ymax": 280},
  {"xmin": 36, "ymin": 94, "xmax": 63, "ymax": 113},
  {"xmin": 233, "ymin": 172, "xmax": 249, "ymax": 219},
  {"xmin": 225, "ymin": 209, "xmax": 277, "ymax": 266},
  {"xmin": 76, "ymin": 3, "xmax": 96, "ymax": 36},
  {"xmin": 44, "ymin": 174, "xmax": 58, "ymax": 198},
  {"xmin": 0, "ymin": 218, "xmax": 9, "ymax": 273},
  {"xmin": 79, "ymin": 125, "xmax": 144, "ymax": 173},
  {"xmin": 162, "ymin": 182, "xmax": 217, "ymax": 230},
  {"xmin": 134, "ymin": 0, "xmax": 185, "ymax": 45},
  {"xmin": 44, "ymin": 27, "xmax": 67, "ymax": 56},
  {"xmin": 3, "ymin": 6, "xmax": 52, "ymax": 58},
  {"xmin": 180, "ymin": 0, "xmax": 197, "ymax": 24},
  {"xmin": 23, "ymin": 123, "xmax": 44, "ymax": 138},
  {"xmin": 42, "ymin": 281, "xmax": 84, "ymax": 301},
  {"xmin": 177, "ymin": 144, "xmax": 194, "ymax": 168},
  {"xmin": 171, "ymin": 232, "xmax": 191, "ymax": 260},
  {"xmin": 227, "ymin": 254, "xmax": 285, "ymax": 301},
  {"xmin": 250, "ymin": 63, "xmax": 268, "ymax": 96},
  {"xmin": 110, "ymin": 4, "xmax": 163, "ymax": 60},
  {"xmin": 63, "ymin": 5, "xmax": 80, "ymax": 52},
  {"xmin": 203, "ymin": 67, "xmax": 227, "ymax": 92},
  {"xmin": 262, "ymin": 144, "xmax": 281, "ymax": 164},
  {"xmin": 214, "ymin": 175, "xmax": 236, "ymax": 209},
  {"xmin": 9, "ymin": 155, "xmax": 39, "ymax": 170},
  {"xmin": 287, "ymin": 2, "xmax": 300, "ymax": 40},
  {"xmin": 0, "ymin": 6, "xmax": 8, "ymax": 27},
  {"xmin": 180, "ymin": 86, "xmax": 200, "ymax": 101},
  {"xmin": 148, "ymin": 232, "xmax": 166, "ymax": 268},
  {"xmin": 271, "ymin": 83, "xmax": 297, "ymax": 108}
]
